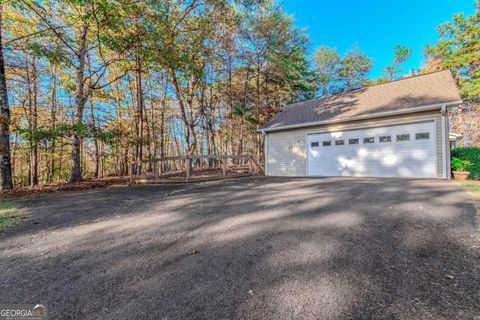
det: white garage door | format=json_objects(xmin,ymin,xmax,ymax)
[{"xmin": 307, "ymin": 121, "xmax": 436, "ymax": 178}]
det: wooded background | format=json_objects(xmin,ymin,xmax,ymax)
[{"xmin": 0, "ymin": 0, "xmax": 478, "ymax": 189}]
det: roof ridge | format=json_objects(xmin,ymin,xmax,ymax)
[
  {"xmin": 361, "ymin": 69, "xmax": 451, "ymax": 89},
  {"xmin": 283, "ymin": 69, "xmax": 452, "ymax": 108}
]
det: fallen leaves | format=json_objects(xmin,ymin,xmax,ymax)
[{"xmin": 0, "ymin": 177, "xmax": 130, "ymax": 198}]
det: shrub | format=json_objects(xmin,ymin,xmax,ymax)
[{"xmin": 451, "ymin": 147, "xmax": 480, "ymax": 179}]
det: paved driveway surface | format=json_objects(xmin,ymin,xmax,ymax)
[{"xmin": 1, "ymin": 177, "xmax": 479, "ymax": 319}]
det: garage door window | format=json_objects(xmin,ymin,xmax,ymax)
[
  {"xmin": 335, "ymin": 140, "xmax": 345, "ymax": 146},
  {"xmin": 363, "ymin": 137, "xmax": 374, "ymax": 144},
  {"xmin": 416, "ymin": 132, "xmax": 430, "ymax": 140},
  {"xmin": 311, "ymin": 142, "xmax": 319, "ymax": 147},
  {"xmin": 379, "ymin": 136, "xmax": 392, "ymax": 143},
  {"xmin": 396, "ymin": 134, "xmax": 410, "ymax": 141},
  {"xmin": 322, "ymin": 141, "xmax": 331, "ymax": 146},
  {"xmin": 349, "ymin": 138, "xmax": 359, "ymax": 145}
]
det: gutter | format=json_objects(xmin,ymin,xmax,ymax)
[{"xmin": 259, "ymin": 100, "xmax": 463, "ymax": 133}]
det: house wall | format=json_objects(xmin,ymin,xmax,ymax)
[{"xmin": 265, "ymin": 110, "xmax": 446, "ymax": 178}]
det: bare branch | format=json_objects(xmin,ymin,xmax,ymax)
[
  {"xmin": 4, "ymin": 24, "xmax": 73, "ymax": 46},
  {"xmin": 88, "ymin": 72, "xmax": 129, "ymax": 91}
]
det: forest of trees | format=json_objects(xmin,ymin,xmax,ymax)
[{"xmin": 0, "ymin": 0, "xmax": 478, "ymax": 190}]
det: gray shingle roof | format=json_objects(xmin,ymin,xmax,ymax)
[{"xmin": 262, "ymin": 70, "xmax": 461, "ymax": 131}]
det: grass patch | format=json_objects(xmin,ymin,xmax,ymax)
[
  {"xmin": 455, "ymin": 180, "xmax": 480, "ymax": 200},
  {"xmin": 0, "ymin": 200, "xmax": 19, "ymax": 232},
  {"xmin": 456, "ymin": 181, "xmax": 480, "ymax": 232}
]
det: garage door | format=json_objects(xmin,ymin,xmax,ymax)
[{"xmin": 307, "ymin": 121, "xmax": 436, "ymax": 178}]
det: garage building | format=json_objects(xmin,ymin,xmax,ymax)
[{"xmin": 261, "ymin": 70, "xmax": 462, "ymax": 179}]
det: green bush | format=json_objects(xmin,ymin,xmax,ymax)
[{"xmin": 451, "ymin": 147, "xmax": 480, "ymax": 179}]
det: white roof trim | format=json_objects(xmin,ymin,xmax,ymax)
[
  {"xmin": 449, "ymin": 132, "xmax": 463, "ymax": 141},
  {"xmin": 261, "ymin": 100, "xmax": 463, "ymax": 133}
]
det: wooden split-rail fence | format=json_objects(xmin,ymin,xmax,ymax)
[{"xmin": 130, "ymin": 154, "xmax": 263, "ymax": 183}]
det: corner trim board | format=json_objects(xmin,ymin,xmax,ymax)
[
  {"xmin": 264, "ymin": 132, "xmax": 268, "ymax": 176},
  {"xmin": 441, "ymin": 105, "xmax": 448, "ymax": 179}
]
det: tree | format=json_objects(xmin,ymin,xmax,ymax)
[
  {"xmin": 241, "ymin": 4, "xmax": 314, "ymax": 117},
  {"xmin": 313, "ymin": 46, "xmax": 340, "ymax": 95},
  {"xmin": 425, "ymin": 1, "xmax": 480, "ymax": 102},
  {"xmin": 2, "ymin": 0, "xmax": 315, "ymax": 188},
  {"xmin": 313, "ymin": 45, "xmax": 372, "ymax": 94},
  {"xmin": 449, "ymin": 103, "xmax": 480, "ymax": 147},
  {"xmin": 0, "ymin": 2, "xmax": 13, "ymax": 190},
  {"xmin": 364, "ymin": 45, "xmax": 412, "ymax": 86},
  {"xmin": 419, "ymin": 58, "xmax": 444, "ymax": 74},
  {"xmin": 338, "ymin": 46, "xmax": 372, "ymax": 90},
  {"xmin": 238, "ymin": 3, "xmax": 314, "ymax": 157},
  {"xmin": 17, "ymin": 0, "xmax": 130, "ymax": 182},
  {"xmin": 382, "ymin": 45, "xmax": 412, "ymax": 80},
  {"xmin": 424, "ymin": 1, "xmax": 480, "ymax": 148}
]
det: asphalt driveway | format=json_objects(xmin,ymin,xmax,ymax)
[{"xmin": 1, "ymin": 177, "xmax": 479, "ymax": 319}]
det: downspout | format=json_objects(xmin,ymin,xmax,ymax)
[{"xmin": 441, "ymin": 105, "xmax": 449, "ymax": 179}]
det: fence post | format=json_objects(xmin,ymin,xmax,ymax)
[
  {"xmin": 222, "ymin": 156, "xmax": 227, "ymax": 176},
  {"xmin": 129, "ymin": 162, "xmax": 134, "ymax": 184},
  {"xmin": 185, "ymin": 157, "xmax": 190, "ymax": 182},
  {"xmin": 154, "ymin": 161, "xmax": 158, "ymax": 181}
]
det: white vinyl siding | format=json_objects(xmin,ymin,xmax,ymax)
[
  {"xmin": 266, "ymin": 130, "xmax": 306, "ymax": 176},
  {"xmin": 265, "ymin": 111, "xmax": 445, "ymax": 178}
]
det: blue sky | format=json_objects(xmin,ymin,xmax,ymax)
[{"xmin": 280, "ymin": 0, "xmax": 475, "ymax": 79}]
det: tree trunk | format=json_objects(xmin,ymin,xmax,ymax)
[
  {"xmin": 57, "ymin": 104, "xmax": 65, "ymax": 182},
  {"xmin": 209, "ymin": 128, "xmax": 215, "ymax": 166},
  {"xmin": 123, "ymin": 147, "xmax": 129, "ymax": 176},
  {"xmin": 159, "ymin": 75, "xmax": 168, "ymax": 171},
  {"xmin": 170, "ymin": 71, "xmax": 197, "ymax": 173},
  {"xmin": 48, "ymin": 69, "xmax": 57, "ymax": 184},
  {"xmin": 145, "ymin": 95, "xmax": 153, "ymax": 172},
  {"xmin": 86, "ymin": 53, "xmax": 101, "ymax": 179},
  {"xmin": 28, "ymin": 57, "xmax": 39, "ymax": 186},
  {"xmin": 90, "ymin": 99, "xmax": 100, "ymax": 178},
  {"xmin": 58, "ymin": 140, "xmax": 63, "ymax": 182},
  {"xmin": 134, "ymin": 53, "xmax": 144, "ymax": 175},
  {"xmin": 160, "ymin": 106, "xmax": 165, "ymax": 170},
  {"xmin": 69, "ymin": 25, "xmax": 88, "ymax": 182},
  {"xmin": 89, "ymin": 107, "xmax": 98, "ymax": 178},
  {"xmin": 0, "ymin": 4, "xmax": 13, "ymax": 190}
]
